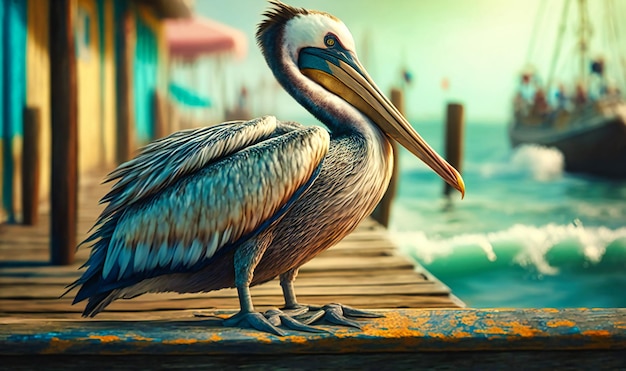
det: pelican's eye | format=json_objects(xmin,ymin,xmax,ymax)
[{"xmin": 324, "ymin": 34, "xmax": 336, "ymax": 48}]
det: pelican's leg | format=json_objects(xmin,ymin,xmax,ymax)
[
  {"xmin": 280, "ymin": 268, "xmax": 385, "ymax": 330},
  {"xmin": 222, "ymin": 238, "xmax": 288, "ymax": 336},
  {"xmin": 280, "ymin": 267, "xmax": 305, "ymax": 309},
  {"xmin": 222, "ymin": 239, "xmax": 325, "ymax": 335}
]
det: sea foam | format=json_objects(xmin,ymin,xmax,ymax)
[
  {"xmin": 510, "ymin": 145, "xmax": 565, "ymax": 181},
  {"xmin": 476, "ymin": 144, "xmax": 564, "ymax": 181},
  {"xmin": 392, "ymin": 222, "xmax": 626, "ymax": 276}
]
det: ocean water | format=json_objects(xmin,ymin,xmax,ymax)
[{"xmin": 390, "ymin": 121, "xmax": 626, "ymax": 308}]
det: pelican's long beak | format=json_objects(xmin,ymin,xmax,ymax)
[{"xmin": 299, "ymin": 45, "xmax": 465, "ymax": 198}]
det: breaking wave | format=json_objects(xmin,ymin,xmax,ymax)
[
  {"xmin": 473, "ymin": 144, "xmax": 564, "ymax": 181},
  {"xmin": 392, "ymin": 222, "xmax": 626, "ymax": 277}
]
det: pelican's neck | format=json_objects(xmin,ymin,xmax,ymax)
[{"xmin": 259, "ymin": 23, "xmax": 393, "ymax": 177}]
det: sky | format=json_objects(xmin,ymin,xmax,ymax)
[{"xmin": 195, "ymin": 0, "xmax": 624, "ymax": 124}]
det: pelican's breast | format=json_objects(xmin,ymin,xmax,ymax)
[{"xmin": 252, "ymin": 130, "xmax": 394, "ymax": 282}]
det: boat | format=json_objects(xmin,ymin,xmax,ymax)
[{"xmin": 509, "ymin": 0, "xmax": 626, "ymax": 179}]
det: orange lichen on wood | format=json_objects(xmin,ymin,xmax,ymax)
[
  {"xmin": 88, "ymin": 335, "xmax": 121, "ymax": 343},
  {"xmin": 361, "ymin": 311, "xmax": 427, "ymax": 338},
  {"xmin": 459, "ymin": 311, "xmax": 479, "ymax": 327},
  {"xmin": 451, "ymin": 330, "xmax": 472, "ymax": 338},
  {"xmin": 546, "ymin": 320, "xmax": 576, "ymax": 328},
  {"xmin": 162, "ymin": 338, "xmax": 200, "ymax": 345},
  {"xmin": 41, "ymin": 337, "xmax": 74, "ymax": 354},
  {"xmin": 581, "ymin": 330, "xmax": 611, "ymax": 337},
  {"xmin": 542, "ymin": 308, "xmax": 560, "ymax": 313},
  {"xmin": 130, "ymin": 335, "xmax": 156, "ymax": 342},
  {"xmin": 476, "ymin": 326, "xmax": 508, "ymax": 335},
  {"xmin": 507, "ymin": 321, "xmax": 543, "ymax": 337}
]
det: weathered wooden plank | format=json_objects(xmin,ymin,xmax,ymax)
[
  {"xmin": 1, "ymin": 309, "xmax": 624, "ymax": 356},
  {"xmin": 0, "ymin": 295, "xmax": 456, "ymax": 315},
  {"xmin": 0, "ymin": 271, "xmax": 428, "ymax": 287},
  {"xmin": 0, "ymin": 242, "xmax": 395, "ymax": 261},
  {"xmin": 299, "ymin": 255, "xmax": 414, "ymax": 272},
  {"xmin": 0, "ymin": 281, "xmax": 449, "ymax": 300},
  {"xmin": 0, "ymin": 254, "xmax": 415, "ymax": 276}
]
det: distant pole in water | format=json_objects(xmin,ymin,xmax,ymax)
[{"xmin": 444, "ymin": 103, "xmax": 464, "ymax": 198}]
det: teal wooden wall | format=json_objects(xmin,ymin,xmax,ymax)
[
  {"xmin": 114, "ymin": 0, "xmax": 160, "ymax": 145},
  {"xmin": 1, "ymin": 0, "xmax": 27, "ymax": 222},
  {"xmin": 134, "ymin": 12, "xmax": 158, "ymax": 143}
]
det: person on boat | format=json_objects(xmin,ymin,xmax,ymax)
[
  {"xmin": 532, "ymin": 88, "xmax": 550, "ymax": 117},
  {"xmin": 589, "ymin": 57, "xmax": 607, "ymax": 100},
  {"xmin": 547, "ymin": 83, "xmax": 569, "ymax": 112},
  {"xmin": 518, "ymin": 71, "xmax": 537, "ymax": 103},
  {"xmin": 574, "ymin": 82, "xmax": 588, "ymax": 107},
  {"xmin": 513, "ymin": 91, "xmax": 528, "ymax": 116}
]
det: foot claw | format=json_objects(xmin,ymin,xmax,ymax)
[
  {"xmin": 294, "ymin": 309, "xmax": 325, "ymax": 325},
  {"xmin": 222, "ymin": 308, "xmax": 328, "ymax": 336},
  {"xmin": 280, "ymin": 314, "xmax": 328, "ymax": 333},
  {"xmin": 323, "ymin": 304, "xmax": 363, "ymax": 329},
  {"xmin": 278, "ymin": 305, "xmax": 310, "ymax": 317},
  {"xmin": 223, "ymin": 311, "xmax": 286, "ymax": 336},
  {"xmin": 192, "ymin": 311, "xmax": 219, "ymax": 318},
  {"xmin": 339, "ymin": 304, "xmax": 385, "ymax": 318},
  {"xmin": 289, "ymin": 303, "xmax": 384, "ymax": 329}
]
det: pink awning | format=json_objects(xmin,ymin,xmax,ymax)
[{"xmin": 165, "ymin": 16, "xmax": 247, "ymax": 60}]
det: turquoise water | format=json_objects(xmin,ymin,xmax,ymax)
[{"xmin": 390, "ymin": 121, "xmax": 626, "ymax": 308}]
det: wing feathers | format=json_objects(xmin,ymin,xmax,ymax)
[
  {"xmin": 98, "ymin": 117, "xmax": 279, "ymax": 225},
  {"xmin": 72, "ymin": 119, "xmax": 330, "ymax": 307}
]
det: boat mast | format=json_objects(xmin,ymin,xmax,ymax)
[
  {"xmin": 577, "ymin": 0, "xmax": 592, "ymax": 86},
  {"xmin": 547, "ymin": 0, "xmax": 571, "ymax": 89}
]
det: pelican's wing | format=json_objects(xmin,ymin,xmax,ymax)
[
  {"xmin": 69, "ymin": 117, "xmax": 329, "ymax": 313},
  {"xmin": 96, "ymin": 116, "xmax": 282, "ymax": 225}
]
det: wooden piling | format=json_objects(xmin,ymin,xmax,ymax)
[
  {"xmin": 115, "ymin": 9, "xmax": 135, "ymax": 163},
  {"xmin": 21, "ymin": 107, "xmax": 41, "ymax": 225},
  {"xmin": 49, "ymin": 0, "xmax": 78, "ymax": 265},
  {"xmin": 444, "ymin": 103, "xmax": 464, "ymax": 197},
  {"xmin": 371, "ymin": 88, "xmax": 402, "ymax": 227},
  {"xmin": 153, "ymin": 91, "xmax": 168, "ymax": 139}
]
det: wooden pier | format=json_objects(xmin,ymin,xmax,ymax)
[
  {"xmin": 0, "ymin": 170, "xmax": 462, "ymax": 320},
  {"xmin": 1, "ymin": 171, "xmax": 625, "ymax": 369}
]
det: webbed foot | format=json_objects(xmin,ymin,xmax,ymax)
[
  {"xmin": 223, "ymin": 310, "xmax": 285, "ymax": 336},
  {"xmin": 287, "ymin": 303, "xmax": 384, "ymax": 329},
  {"xmin": 220, "ymin": 308, "xmax": 328, "ymax": 336}
]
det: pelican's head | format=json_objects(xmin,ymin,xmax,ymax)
[{"xmin": 257, "ymin": 1, "xmax": 465, "ymax": 197}]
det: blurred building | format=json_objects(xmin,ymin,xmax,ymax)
[
  {"xmin": 165, "ymin": 16, "xmax": 247, "ymax": 128},
  {"xmin": 1, "ymin": 0, "xmax": 234, "ymax": 223}
]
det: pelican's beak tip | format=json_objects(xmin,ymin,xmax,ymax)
[{"xmin": 456, "ymin": 171, "xmax": 466, "ymax": 200}]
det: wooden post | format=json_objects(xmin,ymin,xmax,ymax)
[
  {"xmin": 49, "ymin": 0, "xmax": 78, "ymax": 265},
  {"xmin": 444, "ymin": 103, "xmax": 464, "ymax": 198},
  {"xmin": 371, "ymin": 88, "xmax": 402, "ymax": 228},
  {"xmin": 21, "ymin": 107, "xmax": 41, "ymax": 225},
  {"xmin": 153, "ymin": 90, "xmax": 168, "ymax": 139},
  {"xmin": 115, "ymin": 9, "xmax": 135, "ymax": 163}
]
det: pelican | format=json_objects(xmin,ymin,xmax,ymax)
[{"xmin": 67, "ymin": 1, "xmax": 464, "ymax": 335}]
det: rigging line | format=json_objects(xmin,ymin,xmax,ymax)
[
  {"xmin": 577, "ymin": 0, "xmax": 592, "ymax": 84},
  {"xmin": 606, "ymin": 0, "xmax": 626, "ymax": 90},
  {"xmin": 547, "ymin": 0, "xmax": 572, "ymax": 89},
  {"xmin": 525, "ymin": 0, "xmax": 548, "ymax": 65},
  {"xmin": 603, "ymin": 0, "xmax": 616, "ymax": 86}
]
